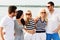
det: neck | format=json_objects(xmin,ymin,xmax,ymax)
[
  {"xmin": 16, "ymin": 19, "xmax": 21, "ymax": 24},
  {"xmin": 41, "ymin": 17, "xmax": 45, "ymax": 21},
  {"xmin": 8, "ymin": 14, "xmax": 13, "ymax": 19}
]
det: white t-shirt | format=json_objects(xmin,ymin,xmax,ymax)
[
  {"xmin": 0, "ymin": 16, "xmax": 14, "ymax": 40},
  {"xmin": 46, "ymin": 10, "xmax": 60, "ymax": 34}
]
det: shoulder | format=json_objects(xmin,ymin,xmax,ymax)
[
  {"xmin": 0, "ymin": 16, "xmax": 8, "ymax": 27},
  {"xmin": 34, "ymin": 17, "xmax": 40, "ymax": 23},
  {"xmin": 14, "ymin": 20, "xmax": 17, "ymax": 24},
  {"xmin": 0, "ymin": 16, "xmax": 8, "ymax": 23},
  {"xmin": 34, "ymin": 17, "xmax": 40, "ymax": 21}
]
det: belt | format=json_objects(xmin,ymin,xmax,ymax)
[{"xmin": 36, "ymin": 31, "xmax": 45, "ymax": 33}]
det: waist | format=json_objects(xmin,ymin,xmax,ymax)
[
  {"xmin": 24, "ymin": 28, "xmax": 35, "ymax": 30},
  {"xmin": 36, "ymin": 31, "xmax": 45, "ymax": 33}
]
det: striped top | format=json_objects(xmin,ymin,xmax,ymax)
[
  {"xmin": 36, "ymin": 18, "xmax": 47, "ymax": 31},
  {"xmin": 25, "ymin": 19, "xmax": 35, "ymax": 30}
]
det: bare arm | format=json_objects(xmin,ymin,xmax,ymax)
[
  {"xmin": 34, "ymin": 17, "xmax": 39, "ymax": 23},
  {"xmin": 0, "ymin": 27, "xmax": 4, "ymax": 40}
]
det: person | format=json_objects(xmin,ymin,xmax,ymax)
[
  {"xmin": 14, "ymin": 10, "xmax": 25, "ymax": 40},
  {"xmin": 46, "ymin": 1, "xmax": 60, "ymax": 40},
  {"xmin": 24, "ymin": 10, "xmax": 36, "ymax": 40},
  {"xmin": 0, "ymin": 6, "xmax": 17, "ymax": 40},
  {"xmin": 34, "ymin": 8, "xmax": 47, "ymax": 40}
]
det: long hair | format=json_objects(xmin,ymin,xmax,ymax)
[
  {"xmin": 25, "ymin": 10, "xmax": 32, "ymax": 24},
  {"xmin": 38, "ymin": 8, "xmax": 48, "ymax": 22},
  {"xmin": 16, "ymin": 10, "xmax": 25, "ymax": 25}
]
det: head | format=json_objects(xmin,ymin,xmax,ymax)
[
  {"xmin": 47, "ymin": 1, "xmax": 54, "ymax": 11},
  {"xmin": 25, "ymin": 10, "xmax": 32, "ymax": 20},
  {"xmin": 40, "ymin": 8, "xmax": 47, "ymax": 18},
  {"xmin": 16, "ymin": 10, "xmax": 24, "ymax": 20},
  {"xmin": 8, "ymin": 5, "xmax": 17, "ymax": 17},
  {"xmin": 16, "ymin": 10, "xmax": 25, "ymax": 25}
]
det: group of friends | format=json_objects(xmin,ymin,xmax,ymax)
[{"xmin": 0, "ymin": 1, "xmax": 60, "ymax": 40}]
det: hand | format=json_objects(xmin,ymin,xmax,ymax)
[
  {"xmin": 53, "ymin": 29, "xmax": 58, "ymax": 33},
  {"xmin": 1, "ymin": 37, "xmax": 4, "ymax": 40},
  {"xmin": 2, "ymin": 38, "xmax": 4, "ymax": 40},
  {"xmin": 26, "ymin": 30, "xmax": 35, "ymax": 34},
  {"xmin": 2, "ymin": 32, "xmax": 5, "ymax": 35},
  {"xmin": 32, "ymin": 29, "xmax": 36, "ymax": 33}
]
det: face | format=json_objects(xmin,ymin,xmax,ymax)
[
  {"xmin": 40, "ymin": 9, "xmax": 46, "ymax": 18},
  {"xmin": 47, "ymin": 4, "xmax": 54, "ymax": 11},
  {"xmin": 26, "ymin": 13, "xmax": 32, "ymax": 19},
  {"xmin": 12, "ymin": 10, "xmax": 17, "ymax": 17}
]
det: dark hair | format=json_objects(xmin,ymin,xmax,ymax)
[
  {"xmin": 16, "ymin": 10, "xmax": 23, "ymax": 19},
  {"xmin": 48, "ymin": 1, "xmax": 54, "ymax": 7},
  {"xmin": 8, "ymin": 5, "xmax": 17, "ymax": 14},
  {"xmin": 16, "ymin": 10, "xmax": 25, "ymax": 25},
  {"xmin": 21, "ymin": 18, "xmax": 25, "ymax": 25}
]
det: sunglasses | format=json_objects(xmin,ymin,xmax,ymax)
[
  {"xmin": 47, "ymin": 6, "xmax": 50, "ymax": 8},
  {"xmin": 41, "ymin": 12, "xmax": 46, "ymax": 13},
  {"xmin": 26, "ymin": 13, "xmax": 31, "ymax": 15}
]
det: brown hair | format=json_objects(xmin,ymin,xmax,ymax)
[{"xmin": 8, "ymin": 5, "xmax": 17, "ymax": 14}]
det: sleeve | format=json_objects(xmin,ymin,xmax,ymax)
[{"xmin": 0, "ymin": 18, "xmax": 7, "ymax": 27}]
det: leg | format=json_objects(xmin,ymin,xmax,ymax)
[
  {"xmin": 24, "ymin": 33, "xmax": 32, "ymax": 40},
  {"xmin": 35, "ymin": 33, "xmax": 41, "ymax": 40},
  {"xmin": 32, "ymin": 33, "xmax": 36, "ymax": 40},
  {"xmin": 46, "ymin": 33, "xmax": 51, "ymax": 40},
  {"xmin": 40, "ymin": 33, "xmax": 46, "ymax": 40},
  {"xmin": 52, "ymin": 33, "xmax": 60, "ymax": 40}
]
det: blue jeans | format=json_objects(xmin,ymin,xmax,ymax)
[{"xmin": 46, "ymin": 33, "xmax": 60, "ymax": 40}]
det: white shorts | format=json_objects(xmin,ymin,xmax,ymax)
[
  {"xmin": 4, "ymin": 35, "xmax": 14, "ymax": 40},
  {"xmin": 24, "ymin": 32, "xmax": 36, "ymax": 40},
  {"xmin": 35, "ymin": 33, "xmax": 46, "ymax": 40}
]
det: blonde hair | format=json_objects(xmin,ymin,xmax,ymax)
[
  {"xmin": 38, "ymin": 8, "xmax": 48, "ymax": 22},
  {"xmin": 25, "ymin": 10, "xmax": 32, "ymax": 24}
]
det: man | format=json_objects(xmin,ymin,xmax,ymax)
[
  {"xmin": 0, "ymin": 6, "xmax": 17, "ymax": 40},
  {"xmin": 46, "ymin": 1, "xmax": 60, "ymax": 40}
]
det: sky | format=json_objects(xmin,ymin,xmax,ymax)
[
  {"xmin": 0, "ymin": 0, "xmax": 60, "ymax": 20},
  {"xmin": 0, "ymin": 0, "xmax": 60, "ymax": 6}
]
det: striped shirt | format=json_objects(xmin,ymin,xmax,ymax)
[
  {"xmin": 25, "ymin": 19, "xmax": 35, "ymax": 30},
  {"xmin": 36, "ymin": 18, "xmax": 47, "ymax": 31}
]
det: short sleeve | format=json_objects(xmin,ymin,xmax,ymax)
[{"xmin": 0, "ymin": 18, "xmax": 7, "ymax": 27}]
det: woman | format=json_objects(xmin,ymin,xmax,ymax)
[
  {"xmin": 24, "ymin": 10, "xmax": 36, "ymax": 40},
  {"xmin": 14, "ymin": 10, "xmax": 25, "ymax": 40},
  {"xmin": 34, "ymin": 8, "xmax": 47, "ymax": 40}
]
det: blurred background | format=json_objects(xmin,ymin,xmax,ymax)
[{"xmin": 0, "ymin": 0, "xmax": 60, "ymax": 38}]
